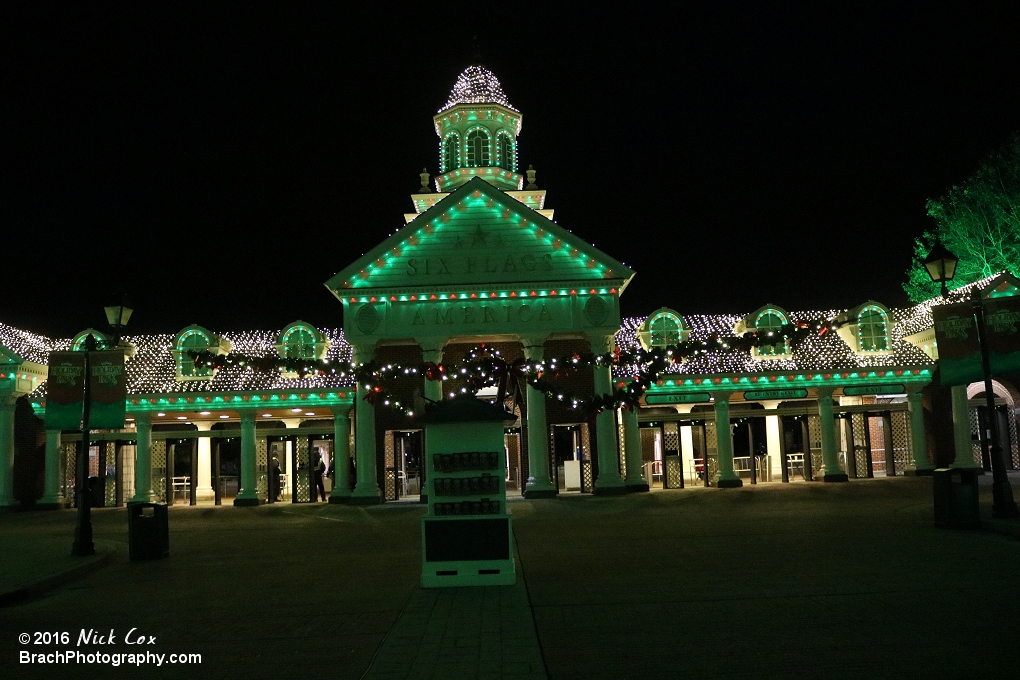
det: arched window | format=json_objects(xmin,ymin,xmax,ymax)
[
  {"xmin": 638, "ymin": 308, "xmax": 687, "ymax": 350},
  {"xmin": 857, "ymin": 306, "xmax": 889, "ymax": 352},
  {"xmin": 441, "ymin": 133, "xmax": 460, "ymax": 173},
  {"xmin": 276, "ymin": 321, "xmax": 328, "ymax": 361},
  {"xmin": 465, "ymin": 128, "xmax": 490, "ymax": 167},
  {"xmin": 71, "ymin": 329, "xmax": 109, "ymax": 351},
  {"xmin": 173, "ymin": 325, "xmax": 230, "ymax": 381},
  {"xmin": 744, "ymin": 307, "xmax": 791, "ymax": 359},
  {"xmin": 496, "ymin": 131, "xmax": 515, "ymax": 171}
]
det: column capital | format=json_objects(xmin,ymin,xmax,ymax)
[
  {"xmin": 351, "ymin": 342, "xmax": 376, "ymax": 364},
  {"xmin": 815, "ymin": 385, "xmax": 836, "ymax": 398},
  {"xmin": 711, "ymin": 390, "xmax": 734, "ymax": 402},
  {"xmin": 584, "ymin": 333, "xmax": 616, "ymax": 354},
  {"xmin": 238, "ymin": 409, "xmax": 258, "ymax": 424},
  {"xmin": 333, "ymin": 406, "xmax": 353, "ymax": 418},
  {"xmin": 417, "ymin": 338, "xmax": 447, "ymax": 354},
  {"xmin": 521, "ymin": 339, "xmax": 546, "ymax": 361},
  {"xmin": 193, "ymin": 421, "xmax": 214, "ymax": 432}
]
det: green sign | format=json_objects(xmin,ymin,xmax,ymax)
[
  {"xmin": 644, "ymin": 392, "xmax": 712, "ymax": 405},
  {"xmin": 842, "ymin": 384, "xmax": 905, "ymax": 396},
  {"xmin": 743, "ymin": 388, "xmax": 808, "ymax": 401},
  {"xmin": 933, "ymin": 296, "xmax": 1020, "ymax": 386},
  {"xmin": 44, "ymin": 350, "xmax": 127, "ymax": 431}
]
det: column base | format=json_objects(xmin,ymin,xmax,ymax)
[
  {"xmin": 523, "ymin": 488, "xmax": 557, "ymax": 499},
  {"xmin": 36, "ymin": 501, "xmax": 67, "ymax": 510},
  {"xmin": 233, "ymin": 497, "xmax": 263, "ymax": 507},
  {"xmin": 327, "ymin": 494, "xmax": 351, "ymax": 505},
  {"xmin": 903, "ymin": 468, "xmax": 935, "ymax": 477},
  {"xmin": 950, "ymin": 465, "xmax": 984, "ymax": 474},
  {"xmin": 0, "ymin": 503, "xmax": 20, "ymax": 514},
  {"xmin": 717, "ymin": 478, "xmax": 743, "ymax": 488},
  {"xmin": 822, "ymin": 473, "xmax": 849, "ymax": 483},
  {"xmin": 196, "ymin": 487, "xmax": 215, "ymax": 501},
  {"xmin": 348, "ymin": 494, "xmax": 382, "ymax": 505},
  {"xmin": 593, "ymin": 484, "xmax": 628, "ymax": 496},
  {"xmin": 626, "ymin": 483, "xmax": 650, "ymax": 493}
]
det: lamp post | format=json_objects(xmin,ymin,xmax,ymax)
[
  {"xmin": 923, "ymin": 242, "xmax": 1018, "ymax": 518},
  {"xmin": 71, "ymin": 301, "xmax": 133, "ymax": 557}
]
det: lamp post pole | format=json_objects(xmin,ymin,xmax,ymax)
[
  {"xmin": 971, "ymin": 287, "xmax": 1019, "ymax": 518},
  {"xmin": 71, "ymin": 333, "xmax": 97, "ymax": 556}
]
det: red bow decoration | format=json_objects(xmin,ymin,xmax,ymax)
[{"xmin": 423, "ymin": 362, "xmax": 443, "ymax": 382}]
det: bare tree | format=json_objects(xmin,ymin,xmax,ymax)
[{"xmin": 905, "ymin": 133, "xmax": 1020, "ymax": 302}]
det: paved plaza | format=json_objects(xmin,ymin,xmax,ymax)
[{"xmin": 3, "ymin": 475, "xmax": 1020, "ymax": 679}]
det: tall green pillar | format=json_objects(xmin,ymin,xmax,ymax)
[
  {"xmin": 951, "ymin": 385, "xmax": 978, "ymax": 468},
  {"xmin": 234, "ymin": 410, "xmax": 260, "ymax": 506},
  {"xmin": 905, "ymin": 389, "xmax": 935, "ymax": 476},
  {"xmin": 0, "ymin": 395, "xmax": 17, "ymax": 509},
  {"xmin": 818, "ymin": 388, "xmax": 848, "ymax": 482},
  {"xmin": 352, "ymin": 344, "xmax": 381, "ymax": 504},
  {"xmin": 590, "ymin": 334, "xmax": 625, "ymax": 495},
  {"xmin": 621, "ymin": 401, "xmax": 647, "ymax": 491},
  {"xmin": 129, "ymin": 415, "xmax": 157, "ymax": 503},
  {"xmin": 329, "ymin": 407, "xmax": 353, "ymax": 503},
  {"xmin": 522, "ymin": 339, "xmax": 555, "ymax": 498},
  {"xmin": 714, "ymin": 392, "xmax": 741, "ymax": 488},
  {"xmin": 39, "ymin": 430, "xmax": 65, "ymax": 508}
]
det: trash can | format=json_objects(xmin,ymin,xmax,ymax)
[
  {"xmin": 128, "ymin": 502, "xmax": 170, "ymax": 560},
  {"xmin": 933, "ymin": 468, "xmax": 980, "ymax": 529}
]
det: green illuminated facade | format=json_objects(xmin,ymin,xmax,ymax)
[{"xmin": 1, "ymin": 66, "xmax": 1019, "ymax": 511}]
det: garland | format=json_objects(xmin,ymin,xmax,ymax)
[{"xmin": 190, "ymin": 318, "xmax": 839, "ymax": 416}]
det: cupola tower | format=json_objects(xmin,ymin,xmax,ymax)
[{"xmin": 432, "ymin": 66, "xmax": 523, "ymax": 192}]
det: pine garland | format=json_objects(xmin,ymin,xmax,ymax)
[{"xmin": 190, "ymin": 318, "xmax": 839, "ymax": 416}]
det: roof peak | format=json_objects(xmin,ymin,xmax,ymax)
[{"xmin": 439, "ymin": 65, "xmax": 517, "ymax": 113}]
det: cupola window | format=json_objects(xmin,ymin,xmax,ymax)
[
  {"xmin": 441, "ymin": 132, "xmax": 460, "ymax": 173},
  {"xmin": 496, "ymin": 131, "xmax": 515, "ymax": 171},
  {"xmin": 465, "ymin": 128, "xmax": 491, "ymax": 167}
]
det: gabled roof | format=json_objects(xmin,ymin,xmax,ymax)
[{"xmin": 325, "ymin": 177, "xmax": 635, "ymax": 297}]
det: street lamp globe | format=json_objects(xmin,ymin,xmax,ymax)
[{"xmin": 923, "ymin": 242, "xmax": 959, "ymax": 297}]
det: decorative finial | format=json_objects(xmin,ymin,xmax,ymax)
[
  {"xmin": 525, "ymin": 164, "xmax": 538, "ymax": 189},
  {"xmin": 471, "ymin": 35, "xmax": 482, "ymax": 64},
  {"xmin": 419, "ymin": 168, "xmax": 432, "ymax": 193}
]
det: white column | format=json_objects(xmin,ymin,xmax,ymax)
[
  {"xmin": 906, "ymin": 388, "xmax": 935, "ymax": 475},
  {"xmin": 522, "ymin": 339, "xmax": 555, "ymax": 498},
  {"xmin": 129, "ymin": 415, "xmax": 156, "ymax": 503},
  {"xmin": 194, "ymin": 422, "xmax": 214, "ymax": 501},
  {"xmin": 234, "ymin": 410, "xmax": 260, "ymax": 506},
  {"xmin": 951, "ymin": 384, "xmax": 976, "ymax": 468},
  {"xmin": 621, "ymin": 404, "xmax": 645, "ymax": 490},
  {"xmin": 40, "ymin": 430, "xmax": 65, "ymax": 507},
  {"xmin": 818, "ymin": 388, "xmax": 848, "ymax": 482},
  {"xmin": 352, "ymin": 344, "xmax": 381, "ymax": 503},
  {"xmin": 714, "ymin": 392, "xmax": 741, "ymax": 487},
  {"xmin": 761, "ymin": 400, "xmax": 783, "ymax": 480},
  {"xmin": 330, "ymin": 407, "xmax": 353, "ymax": 502},
  {"xmin": 420, "ymin": 341, "xmax": 445, "ymax": 405},
  {"xmin": 0, "ymin": 395, "xmax": 15, "ymax": 508},
  {"xmin": 589, "ymin": 334, "xmax": 625, "ymax": 494}
]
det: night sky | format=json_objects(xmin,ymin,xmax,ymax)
[{"xmin": 3, "ymin": 4, "xmax": 1018, "ymax": 339}]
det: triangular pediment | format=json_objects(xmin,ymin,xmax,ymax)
[
  {"xmin": 0, "ymin": 344, "xmax": 24, "ymax": 366},
  {"xmin": 325, "ymin": 177, "xmax": 634, "ymax": 296}
]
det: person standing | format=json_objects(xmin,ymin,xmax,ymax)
[{"xmin": 313, "ymin": 455, "xmax": 327, "ymax": 501}]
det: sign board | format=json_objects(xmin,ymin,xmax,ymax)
[
  {"xmin": 842, "ymin": 384, "xmax": 906, "ymax": 396},
  {"xmin": 44, "ymin": 350, "xmax": 127, "ymax": 430},
  {"xmin": 933, "ymin": 296, "xmax": 1020, "ymax": 386},
  {"xmin": 45, "ymin": 352, "xmax": 86, "ymax": 430},
  {"xmin": 644, "ymin": 392, "xmax": 712, "ymax": 405},
  {"xmin": 743, "ymin": 388, "xmax": 808, "ymax": 401},
  {"xmin": 88, "ymin": 351, "xmax": 127, "ymax": 429}
]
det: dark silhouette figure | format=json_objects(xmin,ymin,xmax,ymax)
[
  {"xmin": 270, "ymin": 456, "xmax": 282, "ymax": 502},
  {"xmin": 313, "ymin": 456, "xmax": 327, "ymax": 501}
]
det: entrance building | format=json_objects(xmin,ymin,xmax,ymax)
[{"xmin": 2, "ymin": 66, "xmax": 1019, "ymax": 510}]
